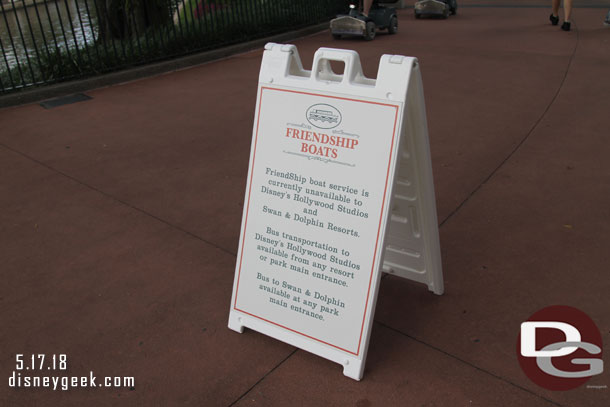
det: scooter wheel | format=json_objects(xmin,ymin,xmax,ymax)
[
  {"xmin": 364, "ymin": 21, "xmax": 376, "ymax": 40},
  {"xmin": 388, "ymin": 16, "xmax": 398, "ymax": 34}
]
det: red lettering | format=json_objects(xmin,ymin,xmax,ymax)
[{"xmin": 300, "ymin": 143, "xmax": 338, "ymax": 158}]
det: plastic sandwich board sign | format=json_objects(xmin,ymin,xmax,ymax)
[{"xmin": 228, "ymin": 43, "xmax": 443, "ymax": 380}]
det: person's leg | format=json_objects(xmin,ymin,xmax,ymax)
[
  {"xmin": 550, "ymin": 0, "xmax": 560, "ymax": 25},
  {"xmin": 552, "ymin": 0, "xmax": 560, "ymax": 17},
  {"xmin": 560, "ymin": 0, "xmax": 573, "ymax": 30},
  {"xmin": 363, "ymin": 0, "xmax": 373, "ymax": 16},
  {"xmin": 563, "ymin": 0, "xmax": 573, "ymax": 21}
]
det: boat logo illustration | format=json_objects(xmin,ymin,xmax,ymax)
[{"xmin": 306, "ymin": 104, "xmax": 342, "ymax": 129}]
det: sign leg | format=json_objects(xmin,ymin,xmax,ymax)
[
  {"xmin": 342, "ymin": 357, "xmax": 364, "ymax": 381},
  {"xmin": 228, "ymin": 311, "xmax": 245, "ymax": 334}
]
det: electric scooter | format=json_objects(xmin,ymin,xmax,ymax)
[
  {"xmin": 414, "ymin": 0, "xmax": 457, "ymax": 19},
  {"xmin": 330, "ymin": 1, "xmax": 399, "ymax": 41}
]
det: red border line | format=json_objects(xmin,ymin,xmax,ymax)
[
  {"xmin": 263, "ymin": 86, "xmax": 399, "ymax": 108},
  {"xmin": 235, "ymin": 307, "xmax": 357, "ymax": 355},
  {"xmin": 234, "ymin": 86, "xmax": 400, "ymax": 356}
]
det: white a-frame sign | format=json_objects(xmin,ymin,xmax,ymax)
[{"xmin": 229, "ymin": 43, "xmax": 443, "ymax": 380}]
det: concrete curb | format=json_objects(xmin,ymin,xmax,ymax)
[{"xmin": 0, "ymin": 22, "xmax": 329, "ymax": 109}]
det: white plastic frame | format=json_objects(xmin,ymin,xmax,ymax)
[{"xmin": 228, "ymin": 43, "xmax": 443, "ymax": 380}]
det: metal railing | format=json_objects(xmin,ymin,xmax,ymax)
[{"xmin": 0, "ymin": 0, "xmax": 345, "ymax": 93}]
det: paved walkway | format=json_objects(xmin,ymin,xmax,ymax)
[{"xmin": 1, "ymin": 4, "xmax": 609, "ymax": 407}]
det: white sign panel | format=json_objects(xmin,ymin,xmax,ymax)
[{"xmin": 229, "ymin": 44, "xmax": 443, "ymax": 380}]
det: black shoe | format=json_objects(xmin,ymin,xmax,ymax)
[
  {"xmin": 561, "ymin": 21, "xmax": 571, "ymax": 31},
  {"xmin": 549, "ymin": 14, "xmax": 559, "ymax": 25}
]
